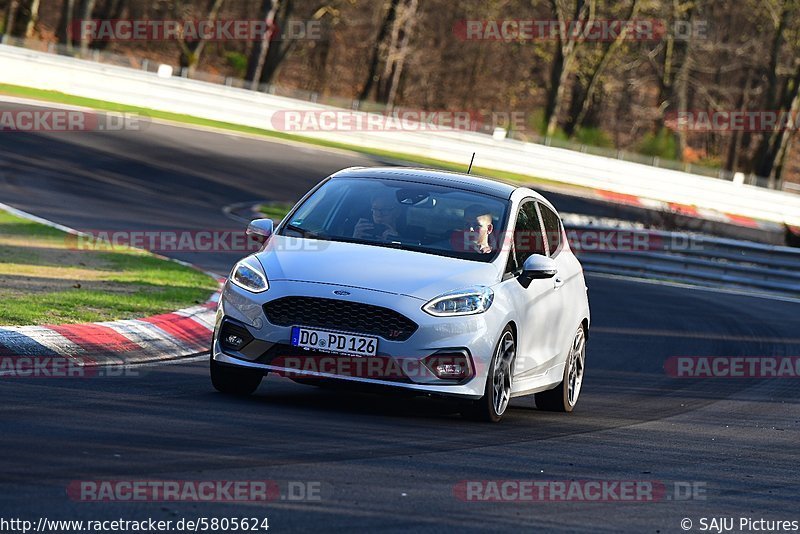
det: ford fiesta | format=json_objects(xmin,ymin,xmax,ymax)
[{"xmin": 211, "ymin": 167, "xmax": 590, "ymax": 422}]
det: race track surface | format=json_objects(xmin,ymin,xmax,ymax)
[{"xmin": 1, "ymin": 103, "xmax": 798, "ymax": 532}]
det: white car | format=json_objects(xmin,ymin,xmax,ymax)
[{"xmin": 211, "ymin": 167, "xmax": 590, "ymax": 422}]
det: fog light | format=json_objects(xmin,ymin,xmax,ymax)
[
  {"xmin": 423, "ymin": 350, "xmax": 473, "ymax": 381},
  {"xmin": 435, "ymin": 363, "xmax": 465, "ymax": 379},
  {"xmin": 225, "ymin": 334, "xmax": 245, "ymax": 348},
  {"xmin": 219, "ymin": 320, "xmax": 254, "ymax": 351}
]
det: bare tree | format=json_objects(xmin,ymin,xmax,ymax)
[
  {"xmin": 91, "ymin": 0, "xmax": 127, "ymax": 50},
  {"xmin": 78, "ymin": 0, "xmax": 97, "ymax": 56},
  {"xmin": 2, "ymin": 0, "xmax": 20, "ymax": 36},
  {"xmin": 358, "ymin": 0, "xmax": 401, "ymax": 102},
  {"xmin": 258, "ymin": 0, "xmax": 297, "ymax": 85},
  {"xmin": 25, "ymin": 0, "xmax": 41, "ymax": 38},
  {"xmin": 543, "ymin": 0, "xmax": 592, "ymax": 137},
  {"xmin": 752, "ymin": 0, "xmax": 797, "ymax": 186},
  {"xmin": 645, "ymin": 0, "xmax": 696, "ymax": 160},
  {"xmin": 176, "ymin": 0, "xmax": 226, "ymax": 75},
  {"xmin": 767, "ymin": 64, "xmax": 800, "ymax": 186},
  {"xmin": 246, "ymin": 0, "xmax": 281, "ymax": 88},
  {"xmin": 569, "ymin": 0, "xmax": 641, "ymax": 134},
  {"xmin": 57, "ymin": 0, "xmax": 76, "ymax": 49},
  {"xmin": 376, "ymin": 0, "xmax": 419, "ymax": 107}
]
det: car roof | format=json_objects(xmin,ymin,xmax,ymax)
[{"xmin": 330, "ymin": 167, "xmax": 518, "ymax": 200}]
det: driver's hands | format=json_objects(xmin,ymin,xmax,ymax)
[
  {"xmin": 353, "ymin": 219, "xmax": 374, "ymax": 239},
  {"xmin": 380, "ymin": 228, "xmax": 400, "ymax": 241}
]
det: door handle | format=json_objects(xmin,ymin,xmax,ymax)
[{"xmin": 554, "ymin": 277, "xmax": 565, "ymax": 290}]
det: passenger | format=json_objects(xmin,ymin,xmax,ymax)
[{"xmin": 459, "ymin": 204, "xmax": 494, "ymax": 253}]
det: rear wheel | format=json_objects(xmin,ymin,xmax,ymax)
[
  {"xmin": 535, "ymin": 325, "xmax": 586, "ymax": 412},
  {"xmin": 462, "ymin": 326, "xmax": 516, "ymax": 423},
  {"xmin": 210, "ymin": 356, "xmax": 263, "ymax": 396}
]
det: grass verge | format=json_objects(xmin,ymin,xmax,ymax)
[
  {"xmin": 0, "ymin": 210, "xmax": 218, "ymax": 326},
  {"xmin": 258, "ymin": 203, "xmax": 295, "ymax": 222},
  {"xmin": 0, "ymin": 83, "xmax": 577, "ymax": 191}
]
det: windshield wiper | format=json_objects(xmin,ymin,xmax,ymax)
[{"xmin": 284, "ymin": 224, "xmax": 326, "ymax": 240}]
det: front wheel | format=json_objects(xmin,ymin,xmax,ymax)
[
  {"xmin": 535, "ymin": 325, "xmax": 586, "ymax": 412},
  {"xmin": 210, "ymin": 356, "xmax": 263, "ymax": 396},
  {"xmin": 462, "ymin": 326, "xmax": 516, "ymax": 423}
]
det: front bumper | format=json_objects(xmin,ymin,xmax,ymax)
[{"xmin": 211, "ymin": 280, "xmax": 505, "ymax": 399}]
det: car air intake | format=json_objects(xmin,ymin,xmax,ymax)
[{"xmin": 263, "ymin": 296, "xmax": 418, "ymax": 341}]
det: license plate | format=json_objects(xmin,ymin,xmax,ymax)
[{"xmin": 290, "ymin": 327, "xmax": 378, "ymax": 357}]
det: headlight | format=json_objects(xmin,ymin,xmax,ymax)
[
  {"xmin": 423, "ymin": 286, "xmax": 494, "ymax": 317},
  {"xmin": 229, "ymin": 256, "xmax": 269, "ymax": 293}
]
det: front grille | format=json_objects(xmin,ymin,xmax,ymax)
[{"xmin": 263, "ymin": 296, "xmax": 418, "ymax": 341}]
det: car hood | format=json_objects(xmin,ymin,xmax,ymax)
[{"xmin": 257, "ymin": 236, "xmax": 502, "ymax": 301}]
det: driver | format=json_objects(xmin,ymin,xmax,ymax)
[
  {"xmin": 353, "ymin": 193, "xmax": 402, "ymax": 241},
  {"xmin": 459, "ymin": 204, "xmax": 494, "ymax": 253}
]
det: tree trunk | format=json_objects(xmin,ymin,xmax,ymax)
[
  {"xmin": 92, "ymin": 0, "xmax": 125, "ymax": 50},
  {"xmin": 3, "ymin": 0, "xmax": 20, "ymax": 36},
  {"xmin": 725, "ymin": 69, "xmax": 754, "ymax": 173},
  {"xmin": 571, "ymin": 0, "xmax": 641, "ymax": 134},
  {"xmin": 543, "ymin": 0, "xmax": 590, "ymax": 138},
  {"xmin": 246, "ymin": 0, "xmax": 280, "ymax": 89},
  {"xmin": 672, "ymin": 36, "xmax": 693, "ymax": 161},
  {"xmin": 762, "ymin": 2, "xmax": 790, "ymax": 114},
  {"xmin": 543, "ymin": 39, "xmax": 565, "ymax": 134},
  {"xmin": 79, "ymin": 0, "xmax": 97, "ymax": 56},
  {"xmin": 25, "ymin": 0, "xmax": 41, "ymax": 38},
  {"xmin": 545, "ymin": 55, "xmax": 574, "ymax": 137},
  {"xmin": 655, "ymin": 0, "xmax": 694, "ymax": 160},
  {"xmin": 257, "ymin": 0, "xmax": 296, "ymax": 86},
  {"xmin": 755, "ymin": 64, "xmax": 800, "ymax": 186},
  {"xmin": 657, "ymin": 1, "xmax": 693, "ymax": 106},
  {"xmin": 377, "ymin": 0, "xmax": 418, "ymax": 107},
  {"xmin": 752, "ymin": 1, "xmax": 791, "ymax": 183},
  {"xmin": 57, "ymin": 0, "xmax": 76, "ymax": 49},
  {"xmin": 178, "ymin": 0, "xmax": 226, "ymax": 76},
  {"xmin": 358, "ymin": 0, "xmax": 400, "ymax": 102}
]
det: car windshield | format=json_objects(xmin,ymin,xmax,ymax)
[{"xmin": 279, "ymin": 177, "xmax": 510, "ymax": 262}]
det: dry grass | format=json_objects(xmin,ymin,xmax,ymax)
[{"xmin": 0, "ymin": 211, "xmax": 218, "ymax": 325}]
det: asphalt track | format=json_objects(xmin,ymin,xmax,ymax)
[{"xmin": 1, "ymin": 102, "xmax": 799, "ymax": 533}]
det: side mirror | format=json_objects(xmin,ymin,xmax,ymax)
[
  {"xmin": 518, "ymin": 254, "xmax": 557, "ymax": 288},
  {"xmin": 246, "ymin": 218, "xmax": 274, "ymax": 244}
]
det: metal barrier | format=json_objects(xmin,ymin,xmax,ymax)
[
  {"xmin": 2, "ymin": 43, "xmax": 800, "ymax": 228},
  {"xmin": 566, "ymin": 225, "xmax": 800, "ymax": 297}
]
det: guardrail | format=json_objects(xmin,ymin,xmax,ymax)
[
  {"xmin": 1, "ymin": 36, "xmax": 768, "ymax": 186},
  {"xmin": 2, "ymin": 43, "xmax": 800, "ymax": 228},
  {"xmin": 566, "ymin": 225, "xmax": 800, "ymax": 297}
]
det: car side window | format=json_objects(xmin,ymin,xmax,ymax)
[
  {"xmin": 538, "ymin": 203, "xmax": 562, "ymax": 257},
  {"xmin": 506, "ymin": 200, "xmax": 547, "ymax": 273}
]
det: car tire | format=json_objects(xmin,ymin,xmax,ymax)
[
  {"xmin": 461, "ymin": 326, "xmax": 516, "ymax": 423},
  {"xmin": 210, "ymin": 356, "xmax": 263, "ymax": 396},
  {"xmin": 535, "ymin": 325, "xmax": 586, "ymax": 413}
]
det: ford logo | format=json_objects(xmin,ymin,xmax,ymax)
[{"xmin": 333, "ymin": 290, "xmax": 351, "ymax": 296}]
